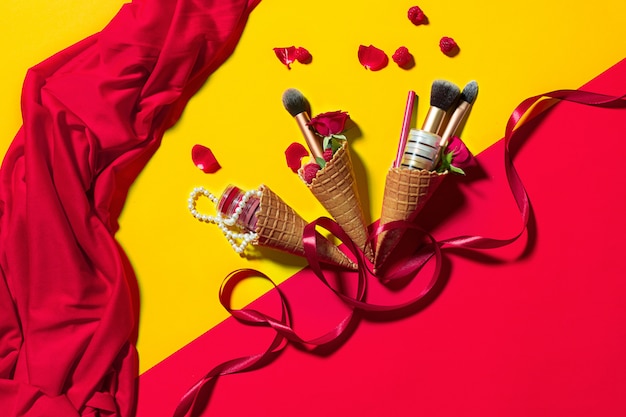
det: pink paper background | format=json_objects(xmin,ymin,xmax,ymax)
[{"xmin": 137, "ymin": 58, "xmax": 626, "ymax": 416}]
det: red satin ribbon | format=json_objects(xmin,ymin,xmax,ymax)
[{"xmin": 174, "ymin": 88, "xmax": 626, "ymax": 416}]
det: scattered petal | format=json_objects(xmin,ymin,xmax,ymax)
[
  {"xmin": 294, "ymin": 47, "xmax": 312, "ymax": 64},
  {"xmin": 302, "ymin": 162, "xmax": 321, "ymax": 183},
  {"xmin": 439, "ymin": 37, "xmax": 459, "ymax": 57},
  {"xmin": 285, "ymin": 142, "xmax": 310, "ymax": 173},
  {"xmin": 407, "ymin": 6, "xmax": 427, "ymax": 25},
  {"xmin": 191, "ymin": 144, "xmax": 221, "ymax": 173},
  {"xmin": 392, "ymin": 46, "xmax": 414, "ymax": 68},
  {"xmin": 358, "ymin": 44, "xmax": 389, "ymax": 71},
  {"xmin": 273, "ymin": 46, "xmax": 298, "ymax": 69}
]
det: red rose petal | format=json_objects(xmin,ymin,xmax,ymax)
[
  {"xmin": 309, "ymin": 110, "xmax": 350, "ymax": 137},
  {"xmin": 273, "ymin": 46, "xmax": 298, "ymax": 69},
  {"xmin": 358, "ymin": 44, "xmax": 389, "ymax": 71},
  {"xmin": 191, "ymin": 144, "xmax": 221, "ymax": 173},
  {"xmin": 285, "ymin": 142, "xmax": 310, "ymax": 173},
  {"xmin": 448, "ymin": 136, "xmax": 476, "ymax": 168}
]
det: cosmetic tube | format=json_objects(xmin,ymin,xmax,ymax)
[
  {"xmin": 400, "ymin": 128, "xmax": 441, "ymax": 171},
  {"xmin": 217, "ymin": 185, "xmax": 261, "ymax": 232}
]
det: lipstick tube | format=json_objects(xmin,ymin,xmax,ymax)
[{"xmin": 217, "ymin": 185, "xmax": 261, "ymax": 232}]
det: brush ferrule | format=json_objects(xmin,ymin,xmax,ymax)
[
  {"xmin": 421, "ymin": 107, "xmax": 446, "ymax": 133},
  {"xmin": 439, "ymin": 100, "xmax": 470, "ymax": 148},
  {"xmin": 295, "ymin": 112, "xmax": 324, "ymax": 159}
]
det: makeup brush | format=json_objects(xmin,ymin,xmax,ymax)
[
  {"xmin": 400, "ymin": 80, "xmax": 460, "ymax": 171},
  {"xmin": 282, "ymin": 88, "xmax": 324, "ymax": 160},
  {"xmin": 438, "ymin": 80, "xmax": 479, "ymax": 150},
  {"xmin": 421, "ymin": 79, "xmax": 461, "ymax": 133}
]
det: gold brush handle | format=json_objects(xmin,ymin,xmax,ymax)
[{"xmin": 295, "ymin": 112, "xmax": 324, "ymax": 159}]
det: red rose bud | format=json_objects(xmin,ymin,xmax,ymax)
[
  {"xmin": 323, "ymin": 148, "xmax": 334, "ymax": 162},
  {"xmin": 447, "ymin": 136, "xmax": 476, "ymax": 169},
  {"xmin": 392, "ymin": 46, "xmax": 413, "ymax": 68},
  {"xmin": 285, "ymin": 142, "xmax": 310, "ymax": 173},
  {"xmin": 302, "ymin": 162, "xmax": 321, "ymax": 183},
  {"xmin": 295, "ymin": 47, "xmax": 312, "ymax": 64},
  {"xmin": 407, "ymin": 6, "xmax": 426, "ymax": 25},
  {"xmin": 439, "ymin": 37, "xmax": 459, "ymax": 56},
  {"xmin": 273, "ymin": 46, "xmax": 298, "ymax": 69},
  {"xmin": 309, "ymin": 110, "xmax": 350, "ymax": 137},
  {"xmin": 358, "ymin": 44, "xmax": 389, "ymax": 71}
]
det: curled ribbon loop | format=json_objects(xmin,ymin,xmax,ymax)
[
  {"xmin": 441, "ymin": 89, "xmax": 626, "ymax": 253},
  {"xmin": 175, "ymin": 88, "xmax": 626, "ymax": 417},
  {"xmin": 172, "ymin": 269, "xmax": 288, "ymax": 417},
  {"xmin": 304, "ymin": 217, "xmax": 444, "ymax": 312}
]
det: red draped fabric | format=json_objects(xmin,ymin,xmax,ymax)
[{"xmin": 0, "ymin": 0, "xmax": 259, "ymax": 415}]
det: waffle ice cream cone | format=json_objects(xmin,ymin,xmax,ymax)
[
  {"xmin": 255, "ymin": 185, "xmax": 357, "ymax": 270},
  {"xmin": 299, "ymin": 142, "xmax": 374, "ymax": 262},
  {"xmin": 374, "ymin": 167, "xmax": 447, "ymax": 272}
]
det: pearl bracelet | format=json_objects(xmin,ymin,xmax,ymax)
[{"xmin": 187, "ymin": 186, "xmax": 260, "ymax": 254}]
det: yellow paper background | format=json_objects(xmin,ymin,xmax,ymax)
[{"xmin": 2, "ymin": 0, "xmax": 626, "ymax": 373}]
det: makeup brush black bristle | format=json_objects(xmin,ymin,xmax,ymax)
[
  {"xmin": 282, "ymin": 88, "xmax": 310, "ymax": 116},
  {"xmin": 430, "ymin": 80, "xmax": 460, "ymax": 111},
  {"xmin": 460, "ymin": 80, "xmax": 479, "ymax": 104}
]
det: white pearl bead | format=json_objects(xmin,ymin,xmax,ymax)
[{"xmin": 187, "ymin": 185, "xmax": 262, "ymax": 256}]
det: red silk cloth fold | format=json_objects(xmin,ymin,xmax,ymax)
[
  {"xmin": 173, "ymin": 88, "xmax": 626, "ymax": 416},
  {"xmin": 0, "ymin": 0, "xmax": 259, "ymax": 416}
]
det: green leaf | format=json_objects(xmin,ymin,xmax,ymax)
[
  {"xmin": 332, "ymin": 134, "xmax": 347, "ymax": 140},
  {"xmin": 315, "ymin": 156, "xmax": 326, "ymax": 168},
  {"xmin": 436, "ymin": 150, "xmax": 465, "ymax": 175},
  {"xmin": 330, "ymin": 138, "xmax": 342, "ymax": 153},
  {"xmin": 450, "ymin": 165, "xmax": 466, "ymax": 175},
  {"xmin": 436, "ymin": 151, "xmax": 452, "ymax": 173},
  {"xmin": 322, "ymin": 136, "xmax": 332, "ymax": 150}
]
